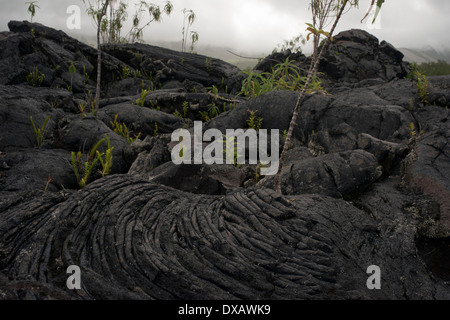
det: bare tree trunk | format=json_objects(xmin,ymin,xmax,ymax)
[
  {"xmin": 94, "ymin": 0, "xmax": 110, "ymax": 112},
  {"xmin": 273, "ymin": 1, "xmax": 348, "ymax": 193}
]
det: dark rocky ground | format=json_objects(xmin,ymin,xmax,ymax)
[{"xmin": 0, "ymin": 21, "xmax": 449, "ymax": 300}]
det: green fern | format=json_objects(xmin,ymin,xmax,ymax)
[
  {"xmin": 111, "ymin": 114, "xmax": 141, "ymax": 144},
  {"xmin": 98, "ymin": 134, "xmax": 114, "ymax": 177},
  {"xmin": 136, "ymin": 89, "xmax": 149, "ymax": 106},
  {"xmin": 246, "ymin": 110, "xmax": 263, "ymax": 131},
  {"xmin": 71, "ymin": 135, "xmax": 113, "ymax": 189},
  {"xmin": 30, "ymin": 115, "xmax": 50, "ymax": 147}
]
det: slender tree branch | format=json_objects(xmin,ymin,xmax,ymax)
[
  {"xmin": 273, "ymin": 0, "xmax": 348, "ymax": 193},
  {"xmin": 95, "ymin": 0, "xmax": 110, "ymax": 111}
]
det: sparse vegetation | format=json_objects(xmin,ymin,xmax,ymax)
[
  {"xmin": 83, "ymin": 66, "xmax": 90, "ymax": 83},
  {"xmin": 246, "ymin": 110, "xmax": 263, "ymax": 131},
  {"xmin": 26, "ymin": 66, "xmax": 45, "ymax": 87},
  {"xmin": 274, "ymin": 0, "xmax": 385, "ymax": 193},
  {"xmin": 181, "ymin": 8, "xmax": 199, "ymax": 53},
  {"xmin": 173, "ymin": 110, "xmax": 183, "ymax": 118},
  {"xmin": 418, "ymin": 60, "xmax": 450, "ymax": 76},
  {"xmin": 273, "ymin": 34, "xmax": 306, "ymax": 54},
  {"xmin": 68, "ymin": 60, "xmax": 77, "ymax": 92},
  {"xmin": 408, "ymin": 62, "xmax": 430, "ymax": 105},
  {"xmin": 205, "ymin": 57, "xmax": 213, "ymax": 72},
  {"xmin": 208, "ymin": 104, "xmax": 221, "ymax": 118},
  {"xmin": 111, "ymin": 114, "xmax": 141, "ymax": 144},
  {"xmin": 136, "ymin": 88, "xmax": 149, "ymax": 106},
  {"xmin": 30, "ymin": 115, "xmax": 50, "ymax": 147},
  {"xmin": 71, "ymin": 134, "xmax": 114, "ymax": 189},
  {"xmin": 182, "ymin": 101, "xmax": 189, "ymax": 118},
  {"xmin": 198, "ymin": 111, "xmax": 210, "ymax": 122},
  {"xmin": 128, "ymin": 1, "xmax": 173, "ymax": 43},
  {"xmin": 240, "ymin": 58, "xmax": 323, "ymax": 98},
  {"xmin": 221, "ymin": 134, "xmax": 241, "ymax": 168},
  {"xmin": 78, "ymin": 90, "xmax": 97, "ymax": 116},
  {"xmin": 416, "ymin": 73, "xmax": 429, "ymax": 105},
  {"xmin": 121, "ymin": 66, "xmax": 131, "ymax": 79},
  {"xmin": 26, "ymin": 1, "xmax": 40, "ymax": 22}
]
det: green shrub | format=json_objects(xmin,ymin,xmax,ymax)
[
  {"xmin": 240, "ymin": 58, "xmax": 323, "ymax": 98},
  {"xmin": 419, "ymin": 60, "xmax": 450, "ymax": 76},
  {"xmin": 407, "ymin": 62, "xmax": 430, "ymax": 105}
]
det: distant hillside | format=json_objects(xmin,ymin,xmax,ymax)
[
  {"xmin": 399, "ymin": 46, "xmax": 450, "ymax": 64},
  {"xmin": 71, "ymin": 33, "xmax": 263, "ymax": 70},
  {"xmin": 151, "ymin": 40, "xmax": 264, "ymax": 70},
  {"xmin": 73, "ymin": 33, "xmax": 450, "ymax": 70}
]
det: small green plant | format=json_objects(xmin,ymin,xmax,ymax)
[
  {"xmin": 26, "ymin": 1, "xmax": 40, "ymax": 22},
  {"xmin": 134, "ymin": 69, "xmax": 142, "ymax": 78},
  {"xmin": 43, "ymin": 176, "xmax": 53, "ymax": 195},
  {"xmin": 111, "ymin": 114, "xmax": 141, "ymax": 144},
  {"xmin": 122, "ymin": 66, "xmax": 131, "ymax": 79},
  {"xmin": 208, "ymin": 103, "xmax": 221, "ymax": 118},
  {"xmin": 30, "ymin": 115, "xmax": 50, "ymax": 147},
  {"xmin": 78, "ymin": 90, "xmax": 97, "ymax": 116},
  {"xmin": 407, "ymin": 62, "xmax": 430, "ymax": 105},
  {"xmin": 407, "ymin": 62, "xmax": 421, "ymax": 80},
  {"xmin": 26, "ymin": 66, "xmax": 45, "ymax": 87},
  {"xmin": 240, "ymin": 58, "xmax": 323, "ymax": 98},
  {"xmin": 181, "ymin": 9, "xmax": 198, "ymax": 53},
  {"xmin": 410, "ymin": 122, "xmax": 416, "ymax": 137},
  {"xmin": 182, "ymin": 101, "xmax": 189, "ymax": 118},
  {"xmin": 273, "ymin": 34, "xmax": 306, "ymax": 54},
  {"xmin": 416, "ymin": 73, "xmax": 429, "ymax": 105},
  {"xmin": 409, "ymin": 122, "xmax": 424, "ymax": 137},
  {"xmin": 136, "ymin": 89, "xmax": 149, "ymax": 106},
  {"xmin": 149, "ymin": 101, "xmax": 160, "ymax": 111},
  {"xmin": 128, "ymin": 1, "xmax": 173, "ymax": 43},
  {"xmin": 205, "ymin": 57, "xmax": 212, "ymax": 72},
  {"xmin": 26, "ymin": 1, "xmax": 40, "ymax": 37},
  {"xmin": 223, "ymin": 102, "xmax": 236, "ymax": 112},
  {"xmin": 198, "ymin": 111, "xmax": 210, "ymax": 122},
  {"xmin": 71, "ymin": 134, "xmax": 113, "ymax": 189},
  {"xmin": 253, "ymin": 162, "xmax": 269, "ymax": 184},
  {"xmin": 98, "ymin": 134, "xmax": 114, "ymax": 177},
  {"xmin": 153, "ymin": 122, "xmax": 159, "ymax": 136},
  {"xmin": 221, "ymin": 134, "xmax": 241, "ymax": 168},
  {"xmin": 83, "ymin": 66, "xmax": 90, "ymax": 83},
  {"xmin": 246, "ymin": 110, "xmax": 263, "ymax": 131},
  {"xmin": 208, "ymin": 85, "xmax": 219, "ymax": 97},
  {"xmin": 67, "ymin": 60, "xmax": 77, "ymax": 92},
  {"xmin": 173, "ymin": 110, "xmax": 183, "ymax": 118}
]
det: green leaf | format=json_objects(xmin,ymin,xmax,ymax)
[
  {"xmin": 89, "ymin": 138, "xmax": 105, "ymax": 162},
  {"xmin": 361, "ymin": 0, "xmax": 385, "ymax": 24},
  {"xmin": 372, "ymin": 0, "xmax": 385, "ymax": 23}
]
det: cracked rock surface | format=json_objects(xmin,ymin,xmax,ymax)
[{"xmin": 0, "ymin": 22, "xmax": 449, "ymax": 300}]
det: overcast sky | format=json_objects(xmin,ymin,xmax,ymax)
[{"xmin": 1, "ymin": 0, "xmax": 449, "ymax": 55}]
